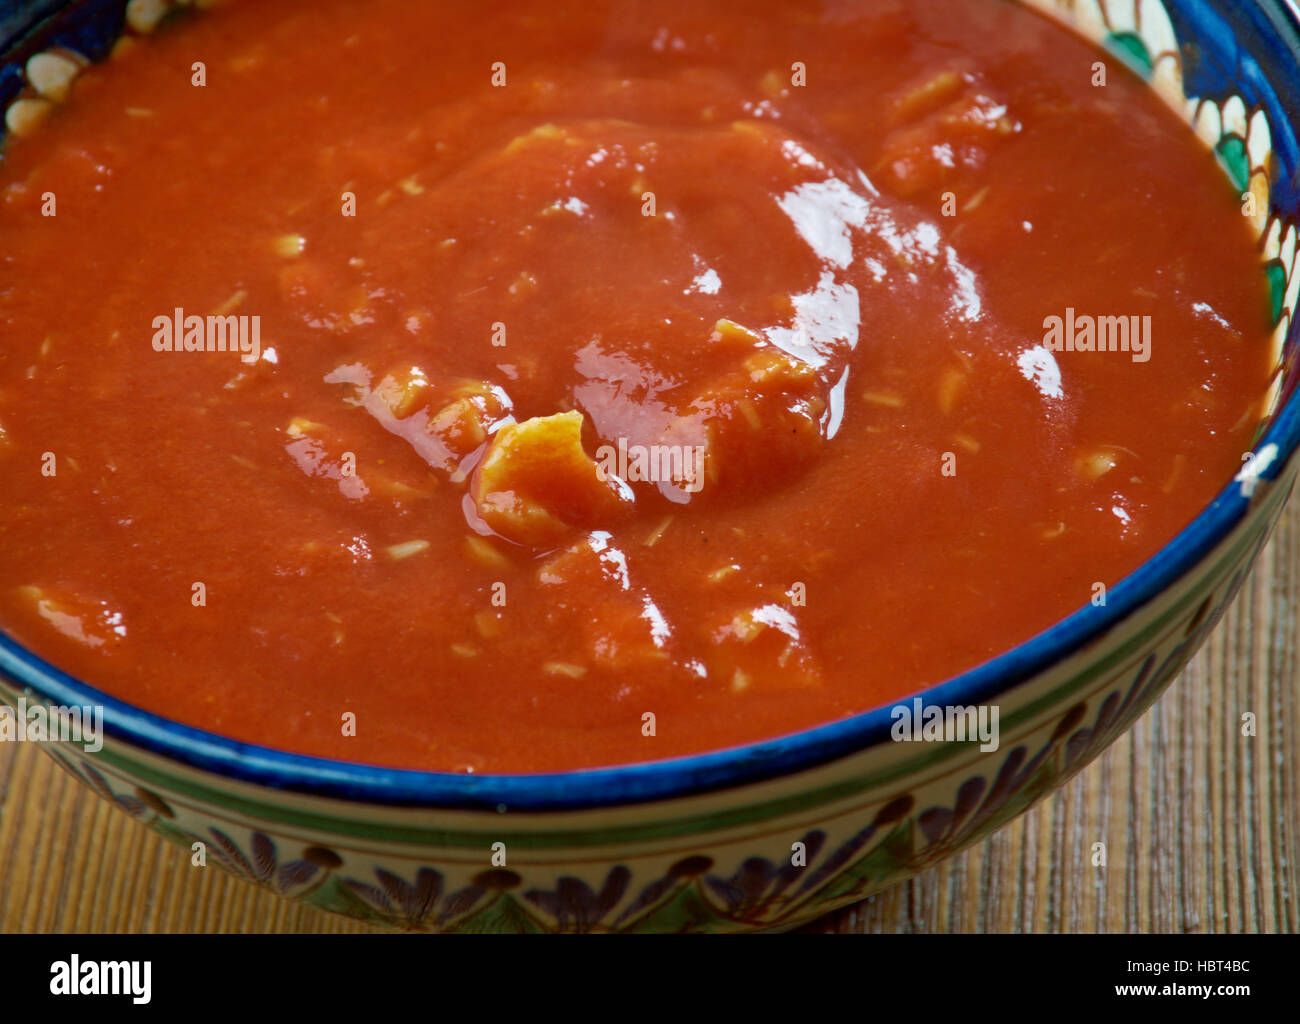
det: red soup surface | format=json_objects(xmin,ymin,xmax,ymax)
[{"xmin": 0, "ymin": 0, "xmax": 1276, "ymax": 772}]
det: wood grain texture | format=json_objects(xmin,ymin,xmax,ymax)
[{"xmin": 1, "ymin": 496, "xmax": 1296, "ymax": 935}]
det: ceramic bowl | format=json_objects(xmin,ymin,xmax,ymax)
[{"xmin": 1, "ymin": 0, "xmax": 1298, "ymax": 932}]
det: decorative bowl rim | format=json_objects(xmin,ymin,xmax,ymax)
[{"xmin": 1, "ymin": 0, "xmax": 1299, "ymax": 813}]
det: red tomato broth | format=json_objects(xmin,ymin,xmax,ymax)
[{"xmin": 0, "ymin": 0, "xmax": 1274, "ymax": 772}]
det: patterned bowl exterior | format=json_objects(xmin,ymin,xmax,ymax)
[{"xmin": 1, "ymin": 0, "xmax": 1299, "ymax": 932}]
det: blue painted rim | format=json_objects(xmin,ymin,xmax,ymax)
[{"xmin": 1, "ymin": 0, "xmax": 1299, "ymax": 812}]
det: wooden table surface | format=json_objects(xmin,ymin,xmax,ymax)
[{"xmin": 1, "ymin": 496, "xmax": 1296, "ymax": 934}]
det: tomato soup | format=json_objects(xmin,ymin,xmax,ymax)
[{"xmin": 0, "ymin": 0, "xmax": 1274, "ymax": 771}]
